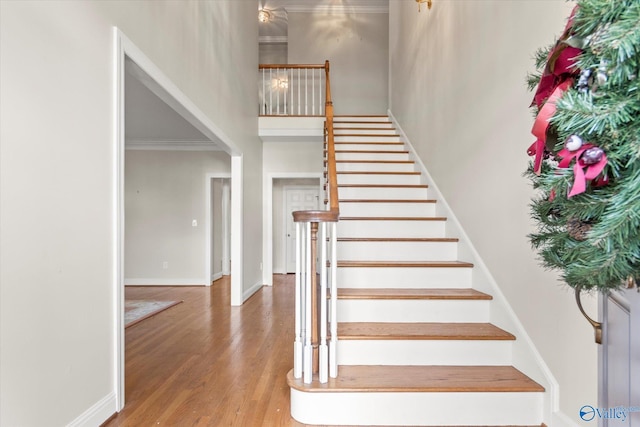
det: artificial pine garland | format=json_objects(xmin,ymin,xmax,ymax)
[{"xmin": 525, "ymin": 0, "xmax": 640, "ymax": 292}]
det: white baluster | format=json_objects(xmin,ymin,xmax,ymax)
[
  {"xmin": 261, "ymin": 68, "xmax": 265, "ymax": 115},
  {"xmin": 312, "ymin": 68, "xmax": 315, "ymax": 116},
  {"xmin": 269, "ymin": 68, "xmax": 273, "ymax": 115},
  {"xmin": 330, "ymin": 221, "xmax": 338, "ymax": 378},
  {"xmin": 319, "ymin": 221, "xmax": 329, "ymax": 383},
  {"xmin": 297, "ymin": 68, "xmax": 301, "ymax": 115},
  {"xmin": 303, "ymin": 222, "xmax": 313, "ymax": 384},
  {"xmin": 294, "ymin": 221, "xmax": 303, "ymax": 379}
]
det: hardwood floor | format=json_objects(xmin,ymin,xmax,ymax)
[{"xmin": 104, "ymin": 275, "xmax": 311, "ymax": 427}]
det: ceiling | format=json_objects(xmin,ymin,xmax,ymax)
[
  {"xmin": 259, "ymin": 0, "xmax": 389, "ymax": 39},
  {"xmin": 125, "ymin": 61, "xmax": 220, "ymax": 151}
]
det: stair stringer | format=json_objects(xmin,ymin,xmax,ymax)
[{"xmin": 388, "ymin": 110, "xmax": 560, "ymax": 425}]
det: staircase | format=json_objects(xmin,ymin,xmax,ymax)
[{"xmin": 287, "ymin": 115, "xmax": 546, "ymax": 426}]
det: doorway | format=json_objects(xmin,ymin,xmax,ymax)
[
  {"xmin": 207, "ymin": 176, "xmax": 231, "ymax": 283},
  {"xmin": 114, "ymin": 29, "xmax": 243, "ymax": 410},
  {"xmin": 283, "ymin": 186, "xmax": 320, "ymax": 273}
]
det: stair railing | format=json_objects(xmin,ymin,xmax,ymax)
[
  {"xmin": 259, "ymin": 63, "xmax": 326, "ymax": 116},
  {"xmin": 293, "ymin": 60, "xmax": 339, "ymax": 384}
]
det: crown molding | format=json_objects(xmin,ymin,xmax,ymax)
[
  {"xmin": 125, "ymin": 139, "xmax": 221, "ymax": 151},
  {"xmin": 284, "ymin": 5, "xmax": 388, "ymax": 13},
  {"xmin": 259, "ymin": 35, "xmax": 289, "ymax": 44}
]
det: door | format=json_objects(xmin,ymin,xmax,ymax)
[
  {"xmin": 598, "ymin": 283, "xmax": 640, "ymax": 426},
  {"xmin": 284, "ymin": 187, "xmax": 320, "ymax": 273}
]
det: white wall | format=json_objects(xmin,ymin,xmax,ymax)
[
  {"xmin": 389, "ymin": 1, "xmax": 596, "ymax": 423},
  {"xmin": 262, "ymin": 140, "xmax": 324, "ymax": 284},
  {"xmin": 0, "ymin": 1, "xmax": 260, "ymax": 425},
  {"xmin": 288, "ymin": 11, "xmax": 389, "ymax": 114},
  {"xmin": 259, "ymin": 43, "xmax": 288, "ymax": 64},
  {"xmin": 272, "ymin": 178, "xmax": 321, "ymax": 273},
  {"xmin": 125, "ymin": 150, "xmax": 229, "ymax": 284}
]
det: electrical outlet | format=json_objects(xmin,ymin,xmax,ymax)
[
  {"xmin": 162, "ymin": 261, "xmax": 169, "ymax": 269},
  {"xmin": 192, "ymin": 219, "xmax": 198, "ymax": 227}
]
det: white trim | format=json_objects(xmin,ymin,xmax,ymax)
[
  {"xmin": 113, "ymin": 27, "xmax": 244, "ymax": 414},
  {"xmin": 262, "ymin": 172, "xmax": 324, "ymax": 286},
  {"xmin": 284, "ymin": 5, "xmax": 388, "ymax": 13},
  {"xmin": 243, "ymin": 280, "xmax": 265, "ymax": 302},
  {"xmin": 259, "ymin": 35, "xmax": 288, "ymax": 44},
  {"xmin": 222, "ymin": 181, "xmax": 231, "ymax": 275},
  {"xmin": 388, "ymin": 109, "xmax": 559, "ymax": 424},
  {"xmin": 66, "ymin": 392, "xmax": 117, "ymax": 427},
  {"xmin": 112, "ymin": 27, "xmax": 125, "ymax": 412},
  {"xmin": 125, "ymin": 278, "xmax": 206, "ymax": 286},
  {"xmin": 205, "ymin": 173, "xmax": 232, "ymax": 288},
  {"xmin": 211, "ymin": 272, "xmax": 223, "ymax": 282},
  {"xmin": 126, "ymin": 139, "xmax": 222, "ymax": 151},
  {"xmin": 230, "ymin": 156, "xmax": 243, "ymax": 306}
]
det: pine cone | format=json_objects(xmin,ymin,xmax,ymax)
[{"xmin": 567, "ymin": 217, "xmax": 592, "ymax": 241}]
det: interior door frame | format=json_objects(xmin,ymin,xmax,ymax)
[
  {"xmin": 283, "ymin": 185, "xmax": 320, "ymax": 274},
  {"xmin": 113, "ymin": 28, "xmax": 244, "ymax": 410},
  {"xmin": 206, "ymin": 174, "xmax": 231, "ymax": 285},
  {"xmin": 262, "ymin": 172, "xmax": 323, "ymax": 286}
]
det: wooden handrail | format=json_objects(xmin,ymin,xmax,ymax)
[{"xmin": 259, "ymin": 63, "xmax": 327, "ymax": 69}]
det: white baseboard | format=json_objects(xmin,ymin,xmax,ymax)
[
  {"xmin": 243, "ymin": 280, "xmax": 264, "ymax": 302},
  {"xmin": 125, "ymin": 278, "xmax": 205, "ymax": 286},
  {"xmin": 66, "ymin": 392, "xmax": 116, "ymax": 427},
  {"xmin": 211, "ymin": 272, "xmax": 223, "ymax": 282}
]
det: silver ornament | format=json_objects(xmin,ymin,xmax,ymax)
[{"xmin": 565, "ymin": 134, "xmax": 584, "ymax": 151}]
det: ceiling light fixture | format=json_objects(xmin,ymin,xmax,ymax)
[
  {"xmin": 258, "ymin": 9, "xmax": 271, "ymax": 23},
  {"xmin": 416, "ymin": 0, "xmax": 433, "ymax": 11}
]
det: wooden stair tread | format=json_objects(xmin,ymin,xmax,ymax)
[
  {"xmin": 338, "ymin": 184, "xmax": 428, "ymax": 188},
  {"xmin": 339, "ymin": 199, "xmax": 436, "ymax": 203},
  {"xmin": 335, "ymin": 160, "xmax": 414, "ymax": 164},
  {"xmin": 287, "ymin": 365, "xmax": 544, "ymax": 393},
  {"xmin": 333, "ymin": 143, "xmax": 404, "ymax": 145},
  {"xmin": 338, "ymin": 288, "xmax": 491, "ymax": 300},
  {"xmin": 340, "ymin": 216, "xmax": 447, "ymax": 221},
  {"xmin": 334, "ymin": 114, "xmax": 389, "ymax": 117},
  {"xmin": 335, "ymin": 133, "xmax": 400, "ymax": 137},
  {"xmin": 334, "ymin": 127, "xmax": 396, "ymax": 130},
  {"xmin": 337, "ymin": 171, "xmax": 420, "ymax": 175},
  {"xmin": 338, "ymin": 322, "xmax": 515, "ymax": 341},
  {"xmin": 337, "ymin": 237, "xmax": 457, "ymax": 242},
  {"xmin": 334, "ymin": 121, "xmax": 391, "ymax": 124},
  {"xmin": 338, "ymin": 260, "xmax": 473, "ymax": 268},
  {"xmin": 334, "ymin": 150, "xmax": 410, "ymax": 154}
]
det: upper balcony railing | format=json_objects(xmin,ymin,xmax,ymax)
[{"xmin": 259, "ymin": 63, "xmax": 327, "ymax": 116}]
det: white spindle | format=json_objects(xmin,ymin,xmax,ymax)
[
  {"xmin": 319, "ymin": 222, "xmax": 328, "ymax": 383},
  {"xmin": 261, "ymin": 69, "xmax": 265, "ymax": 115},
  {"xmin": 297, "ymin": 68, "xmax": 301, "ymax": 115},
  {"xmin": 269, "ymin": 68, "xmax": 273, "ymax": 115},
  {"xmin": 294, "ymin": 222, "xmax": 303, "ymax": 379},
  {"xmin": 330, "ymin": 222, "xmax": 338, "ymax": 377},
  {"xmin": 303, "ymin": 222, "xmax": 313, "ymax": 384},
  {"xmin": 312, "ymin": 68, "xmax": 315, "ymax": 116}
]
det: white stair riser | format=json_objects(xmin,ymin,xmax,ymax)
[
  {"xmin": 334, "ymin": 129, "xmax": 397, "ymax": 135},
  {"xmin": 339, "ymin": 187, "xmax": 429, "ymax": 200},
  {"xmin": 334, "ymin": 117, "xmax": 390, "ymax": 122},
  {"xmin": 337, "ymin": 340, "xmax": 512, "ymax": 366},
  {"xmin": 336, "ymin": 299, "xmax": 489, "ymax": 322},
  {"xmin": 337, "ymin": 267, "xmax": 472, "ymax": 288},
  {"xmin": 337, "ymin": 240, "xmax": 456, "ymax": 261},
  {"xmin": 335, "ymin": 136, "xmax": 402, "ymax": 143},
  {"xmin": 334, "ymin": 123, "xmax": 395, "ymax": 129},
  {"xmin": 337, "ymin": 220, "xmax": 445, "ymax": 238},
  {"xmin": 335, "ymin": 143, "xmax": 405, "ymax": 151},
  {"xmin": 290, "ymin": 390, "xmax": 543, "ymax": 426},
  {"xmin": 337, "ymin": 162, "xmax": 416, "ymax": 172},
  {"xmin": 338, "ymin": 174, "xmax": 422, "ymax": 185},
  {"xmin": 336, "ymin": 152, "xmax": 410, "ymax": 161},
  {"xmin": 339, "ymin": 202, "xmax": 436, "ymax": 217}
]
